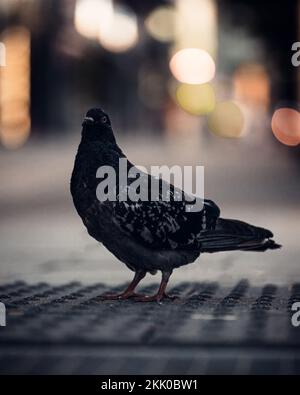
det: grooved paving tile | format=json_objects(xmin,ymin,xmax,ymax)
[{"xmin": 0, "ymin": 281, "xmax": 300, "ymax": 374}]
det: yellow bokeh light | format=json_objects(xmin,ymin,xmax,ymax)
[
  {"xmin": 208, "ymin": 101, "xmax": 244, "ymax": 138},
  {"xmin": 176, "ymin": 83, "xmax": 215, "ymax": 115},
  {"xmin": 174, "ymin": 0, "xmax": 217, "ymax": 58},
  {"xmin": 145, "ymin": 6, "xmax": 178, "ymax": 43},
  {"xmin": 169, "ymin": 48, "xmax": 215, "ymax": 85}
]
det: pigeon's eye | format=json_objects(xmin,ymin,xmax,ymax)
[{"xmin": 101, "ymin": 116, "xmax": 108, "ymax": 123}]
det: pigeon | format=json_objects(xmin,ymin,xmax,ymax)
[{"xmin": 71, "ymin": 108, "xmax": 281, "ymax": 302}]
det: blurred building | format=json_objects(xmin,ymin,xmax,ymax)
[{"xmin": 0, "ymin": 0, "xmax": 299, "ymax": 151}]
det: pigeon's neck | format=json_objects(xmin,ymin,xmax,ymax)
[
  {"xmin": 81, "ymin": 124, "xmax": 117, "ymax": 144},
  {"xmin": 77, "ymin": 137, "xmax": 126, "ymax": 169},
  {"xmin": 75, "ymin": 126, "xmax": 131, "ymax": 171}
]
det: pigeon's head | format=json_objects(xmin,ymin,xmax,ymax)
[{"xmin": 81, "ymin": 107, "xmax": 115, "ymax": 143}]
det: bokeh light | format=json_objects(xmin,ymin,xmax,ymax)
[
  {"xmin": 234, "ymin": 63, "xmax": 270, "ymax": 109},
  {"xmin": 74, "ymin": 0, "xmax": 113, "ymax": 40},
  {"xmin": 74, "ymin": 0, "xmax": 138, "ymax": 53},
  {"xmin": 174, "ymin": 0, "xmax": 217, "ymax": 58},
  {"xmin": 176, "ymin": 83, "xmax": 215, "ymax": 115},
  {"xmin": 98, "ymin": 6, "xmax": 138, "ymax": 53},
  {"xmin": 271, "ymin": 108, "xmax": 300, "ymax": 146},
  {"xmin": 145, "ymin": 6, "xmax": 178, "ymax": 43},
  {"xmin": 169, "ymin": 48, "xmax": 215, "ymax": 84},
  {"xmin": 208, "ymin": 101, "xmax": 244, "ymax": 138},
  {"xmin": 0, "ymin": 26, "xmax": 31, "ymax": 149}
]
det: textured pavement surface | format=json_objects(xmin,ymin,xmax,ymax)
[{"xmin": 0, "ymin": 280, "xmax": 300, "ymax": 374}]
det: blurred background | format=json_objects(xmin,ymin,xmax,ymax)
[{"xmin": 0, "ymin": 0, "xmax": 299, "ymax": 287}]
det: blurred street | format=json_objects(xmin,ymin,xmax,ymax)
[{"xmin": 0, "ymin": 134, "xmax": 299, "ymax": 287}]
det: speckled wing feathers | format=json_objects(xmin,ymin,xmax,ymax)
[{"xmin": 112, "ymin": 173, "xmax": 220, "ymax": 251}]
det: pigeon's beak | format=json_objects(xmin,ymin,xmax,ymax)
[{"xmin": 82, "ymin": 116, "xmax": 95, "ymax": 126}]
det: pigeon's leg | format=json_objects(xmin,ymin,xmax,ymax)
[
  {"xmin": 100, "ymin": 270, "xmax": 146, "ymax": 300},
  {"xmin": 134, "ymin": 270, "xmax": 175, "ymax": 303}
]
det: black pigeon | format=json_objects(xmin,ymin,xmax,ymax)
[{"xmin": 71, "ymin": 108, "xmax": 281, "ymax": 302}]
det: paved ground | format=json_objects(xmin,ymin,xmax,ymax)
[
  {"xmin": 0, "ymin": 280, "xmax": 300, "ymax": 374},
  {"xmin": 0, "ymin": 136, "xmax": 299, "ymax": 374}
]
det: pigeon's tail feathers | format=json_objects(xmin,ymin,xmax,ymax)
[
  {"xmin": 216, "ymin": 218, "xmax": 274, "ymax": 239},
  {"xmin": 200, "ymin": 218, "xmax": 281, "ymax": 253}
]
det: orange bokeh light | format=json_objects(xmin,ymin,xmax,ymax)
[
  {"xmin": 234, "ymin": 63, "xmax": 270, "ymax": 110},
  {"xmin": 271, "ymin": 108, "xmax": 300, "ymax": 146}
]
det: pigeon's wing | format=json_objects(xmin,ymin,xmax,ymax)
[{"xmin": 112, "ymin": 171, "xmax": 220, "ymax": 250}]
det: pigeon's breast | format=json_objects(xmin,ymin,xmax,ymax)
[{"xmin": 71, "ymin": 150, "xmax": 106, "ymax": 238}]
